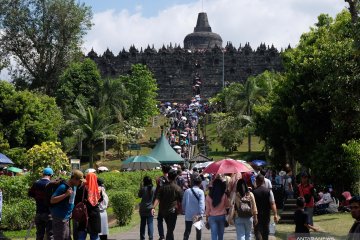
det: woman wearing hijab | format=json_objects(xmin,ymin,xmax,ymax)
[
  {"xmin": 205, "ymin": 178, "xmax": 230, "ymax": 240},
  {"xmin": 232, "ymin": 179, "xmax": 258, "ymax": 240},
  {"xmin": 75, "ymin": 172, "xmax": 102, "ymax": 240}
]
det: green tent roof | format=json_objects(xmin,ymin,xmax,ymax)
[{"xmin": 148, "ymin": 135, "xmax": 184, "ymax": 164}]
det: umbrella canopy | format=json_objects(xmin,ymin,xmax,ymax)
[
  {"xmin": 251, "ymin": 159, "xmax": 267, "ymax": 167},
  {"xmin": 122, "ymin": 155, "xmax": 161, "ymax": 170},
  {"xmin": 173, "ymin": 145, "xmax": 181, "ymax": 149},
  {"xmin": 193, "ymin": 161, "xmax": 214, "ymax": 169},
  {"xmin": 236, "ymin": 160, "xmax": 254, "ymax": 171},
  {"xmin": 6, "ymin": 166, "xmax": 23, "ymax": 173},
  {"xmin": 203, "ymin": 159, "xmax": 253, "ymax": 175},
  {"xmin": 85, "ymin": 168, "xmax": 96, "ymax": 174},
  {"xmin": 98, "ymin": 166, "xmax": 109, "ymax": 171},
  {"xmin": 0, "ymin": 153, "xmax": 14, "ymax": 165}
]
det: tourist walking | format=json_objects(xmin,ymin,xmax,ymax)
[
  {"xmin": 50, "ymin": 170, "xmax": 84, "ymax": 240},
  {"xmin": 205, "ymin": 178, "xmax": 230, "ymax": 240},
  {"xmin": 297, "ymin": 172, "xmax": 315, "ymax": 225},
  {"xmin": 138, "ymin": 176, "xmax": 156, "ymax": 240},
  {"xmin": 182, "ymin": 174, "xmax": 205, "ymax": 240},
  {"xmin": 252, "ymin": 174, "xmax": 278, "ymax": 240},
  {"xmin": 155, "ymin": 165, "xmax": 171, "ymax": 240},
  {"xmin": 98, "ymin": 179, "xmax": 109, "ymax": 240},
  {"xmin": 294, "ymin": 197, "xmax": 317, "ymax": 238},
  {"xmin": 28, "ymin": 167, "xmax": 54, "ymax": 240},
  {"xmin": 232, "ymin": 179, "xmax": 258, "ymax": 240},
  {"xmin": 347, "ymin": 196, "xmax": 360, "ymax": 239},
  {"xmin": 283, "ymin": 169, "xmax": 294, "ymax": 201},
  {"xmin": 153, "ymin": 169, "xmax": 183, "ymax": 240},
  {"xmin": 75, "ymin": 172, "xmax": 102, "ymax": 240}
]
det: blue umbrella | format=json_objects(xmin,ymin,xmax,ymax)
[
  {"xmin": 0, "ymin": 153, "xmax": 14, "ymax": 165},
  {"xmin": 251, "ymin": 159, "xmax": 267, "ymax": 167}
]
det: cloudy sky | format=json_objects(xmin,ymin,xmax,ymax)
[
  {"xmin": 0, "ymin": 0, "xmax": 350, "ymax": 80},
  {"xmin": 81, "ymin": 0, "xmax": 348, "ymax": 55}
]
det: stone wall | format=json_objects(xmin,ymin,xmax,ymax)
[{"xmin": 87, "ymin": 42, "xmax": 284, "ymax": 102}]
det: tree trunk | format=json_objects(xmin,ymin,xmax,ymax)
[
  {"xmin": 78, "ymin": 139, "xmax": 82, "ymax": 156},
  {"xmin": 89, "ymin": 144, "xmax": 94, "ymax": 168},
  {"xmin": 103, "ymin": 136, "xmax": 107, "ymax": 159},
  {"xmin": 248, "ymin": 132, "xmax": 252, "ymax": 152}
]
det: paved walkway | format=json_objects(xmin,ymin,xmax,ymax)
[{"xmin": 110, "ymin": 215, "xmax": 276, "ymax": 240}]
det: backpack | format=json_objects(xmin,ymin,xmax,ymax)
[
  {"xmin": 235, "ymin": 195, "xmax": 253, "ymax": 218},
  {"xmin": 44, "ymin": 178, "xmax": 68, "ymax": 206}
]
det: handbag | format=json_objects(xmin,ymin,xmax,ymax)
[{"xmin": 72, "ymin": 187, "xmax": 88, "ymax": 226}]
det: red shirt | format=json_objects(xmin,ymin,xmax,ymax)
[{"xmin": 298, "ymin": 183, "xmax": 314, "ymax": 207}]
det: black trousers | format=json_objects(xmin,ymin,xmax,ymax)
[
  {"xmin": 254, "ymin": 217, "xmax": 270, "ymax": 240},
  {"xmin": 183, "ymin": 221, "xmax": 201, "ymax": 240},
  {"xmin": 163, "ymin": 212, "xmax": 177, "ymax": 240}
]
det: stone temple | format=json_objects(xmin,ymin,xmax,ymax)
[{"xmin": 87, "ymin": 12, "xmax": 283, "ymax": 102}]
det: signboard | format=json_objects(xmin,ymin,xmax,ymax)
[{"xmin": 70, "ymin": 159, "xmax": 80, "ymax": 170}]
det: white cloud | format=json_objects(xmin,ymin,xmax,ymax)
[{"xmin": 83, "ymin": 0, "xmax": 348, "ymax": 55}]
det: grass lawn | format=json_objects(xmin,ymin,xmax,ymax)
[{"xmin": 275, "ymin": 212, "xmax": 354, "ymax": 239}]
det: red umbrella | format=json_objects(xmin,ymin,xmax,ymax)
[{"xmin": 203, "ymin": 159, "xmax": 252, "ymax": 175}]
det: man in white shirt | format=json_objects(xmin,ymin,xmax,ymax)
[{"xmin": 182, "ymin": 174, "xmax": 205, "ymax": 240}]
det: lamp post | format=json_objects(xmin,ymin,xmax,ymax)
[{"xmin": 222, "ymin": 49, "xmax": 225, "ymax": 89}]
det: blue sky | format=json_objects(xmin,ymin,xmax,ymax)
[{"xmin": 82, "ymin": 0, "xmax": 197, "ymax": 17}]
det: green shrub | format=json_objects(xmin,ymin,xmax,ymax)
[
  {"xmin": 0, "ymin": 175, "xmax": 32, "ymax": 203},
  {"xmin": 1, "ymin": 198, "xmax": 36, "ymax": 230},
  {"xmin": 110, "ymin": 191, "xmax": 135, "ymax": 226},
  {"xmin": 99, "ymin": 171, "xmax": 161, "ymax": 198}
]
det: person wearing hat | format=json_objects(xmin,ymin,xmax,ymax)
[
  {"xmin": 182, "ymin": 173, "xmax": 205, "ymax": 240},
  {"xmin": 50, "ymin": 170, "xmax": 85, "ymax": 240},
  {"xmin": 28, "ymin": 167, "xmax": 54, "ymax": 240}
]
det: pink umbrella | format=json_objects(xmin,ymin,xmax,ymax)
[{"xmin": 203, "ymin": 159, "xmax": 253, "ymax": 175}]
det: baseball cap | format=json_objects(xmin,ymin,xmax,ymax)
[
  {"xmin": 43, "ymin": 167, "xmax": 54, "ymax": 176},
  {"xmin": 71, "ymin": 169, "xmax": 85, "ymax": 182}
]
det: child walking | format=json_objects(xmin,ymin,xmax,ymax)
[{"xmin": 294, "ymin": 197, "xmax": 318, "ymax": 237}]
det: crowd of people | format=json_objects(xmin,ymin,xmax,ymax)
[
  {"xmin": 159, "ymin": 70, "xmax": 210, "ymax": 161},
  {"xmin": 138, "ymin": 165, "xmax": 278, "ymax": 240},
  {"xmin": 137, "ymin": 164, "xmax": 360, "ymax": 240},
  {"xmin": 27, "ymin": 168, "xmax": 109, "ymax": 240}
]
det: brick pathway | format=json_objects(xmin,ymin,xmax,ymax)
[{"xmin": 110, "ymin": 215, "xmax": 276, "ymax": 240}]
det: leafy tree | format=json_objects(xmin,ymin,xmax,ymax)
[
  {"xmin": 27, "ymin": 141, "xmax": 70, "ymax": 177},
  {"xmin": 68, "ymin": 101, "xmax": 114, "ymax": 167},
  {"xmin": 56, "ymin": 58, "xmax": 102, "ymax": 111},
  {"xmin": 99, "ymin": 77, "xmax": 129, "ymax": 123},
  {"xmin": 210, "ymin": 71, "xmax": 281, "ymax": 152},
  {"xmin": 0, "ymin": 0, "xmax": 92, "ymax": 95},
  {"xmin": 120, "ymin": 64, "xmax": 159, "ymax": 126},
  {"xmin": 254, "ymin": 10, "xmax": 360, "ymax": 188},
  {"xmin": 0, "ymin": 81, "xmax": 64, "ymax": 149}
]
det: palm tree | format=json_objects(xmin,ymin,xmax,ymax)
[
  {"xmin": 69, "ymin": 100, "xmax": 114, "ymax": 167},
  {"xmin": 231, "ymin": 78, "xmax": 266, "ymax": 152}
]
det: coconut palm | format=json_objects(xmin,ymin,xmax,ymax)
[{"xmin": 68, "ymin": 100, "xmax": 115, "ymax": 167}]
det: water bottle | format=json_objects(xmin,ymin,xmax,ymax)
[
  {"xmin": 269, "ymin": 222, "xmax": 276, "ymax": 236},
  {"xmin": 68, "ymin": 186, "xmax": 76, "ymax": 204}
]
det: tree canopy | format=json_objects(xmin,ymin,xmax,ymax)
[
  {"xmin": 0, "ymin": 0, "xmax": 92, "ymax": 95},
  {"xmin": 254, "ymin": 10, "xmax": 360, "ymax": 191},
  {"xmin": 56, "ymin": 58, "xmax": 102, "ymax": 111},
  {"xmin": 120, "ymin": 64, "xmax": 159, "ymax": 126},
  {"xmin": 0, "ymin": 81, "xmax": 64, "ymax": 150}
]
